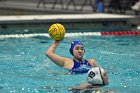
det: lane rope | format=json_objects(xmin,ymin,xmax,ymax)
[
  {"xmin": 101, "ymin": 31, "xmax": 140, "ymax": 35},
  {"xmin": 0, "ymin": 31, "xmax": 140, "ymax": 38},
  {"xmin": 0, "ymin": 32, "xmax": 101, "ymax": 38}
]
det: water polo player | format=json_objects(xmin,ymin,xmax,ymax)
[
  {"xmin": 46, "ymin": 40, "xmax": 99, "ymax": 74},
  {"xmin": 69, "ymin": 67, "xmax": 109, "ymax": 92},
  {"xmin": 86, "ymin": 67, "xmax": 109, "ymax": 86}
]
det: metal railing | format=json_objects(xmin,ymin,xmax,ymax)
[
  {"xmin": 36, "ymin": 0, "xmax": 98, "ymax": 12},
  {"xmin": 0, "ymin": 0, "xmax": 137, "ymax": 14},
  {"xmin": 36, "ymin": 0, "xmax": 135, "ymax": 13}
]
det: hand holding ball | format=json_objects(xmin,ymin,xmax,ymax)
[{"xmin": 48, "ymin": 23, "xmax": 65, "ymax": 40}]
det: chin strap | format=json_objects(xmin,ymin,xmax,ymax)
[{"xmin": 99, "ymin": 67, "xmax": 105, "ymax": 86}]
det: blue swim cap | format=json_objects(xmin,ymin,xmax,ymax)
[{"xmin": 69, "ymin": 40, "xmax": 84, "ymax": 55}]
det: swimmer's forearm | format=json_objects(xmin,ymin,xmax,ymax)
[
  {"xmin": 46, "ymin": 40, "xmax": 66, "ymax": 67},
  {"xmin": 46, "ymin": 40, "xmax": 61, "ymax": 54}
]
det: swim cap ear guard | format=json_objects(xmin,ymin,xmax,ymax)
[
  {"xmin": 69, "ymin": 40, "xmax": 84, "ymax": 55},
  {"xmin": 87, "ymin": 67, "xmax": 105, "ymax": 86}
]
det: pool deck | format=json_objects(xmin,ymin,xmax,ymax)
[
  {"xmin": 0, "ymin": 14, "xmax": 140, "ymax": 36},
  {"xmin": 0, "ymin": 0, "xmax": 140, "ymax": 37},
  {"xmin": 0, "ymin": 13, "xmax": 139, "ymax": 24},
  {"xmin": 0, "ymin": 0, "xmax": 140, "ymax": 25}
]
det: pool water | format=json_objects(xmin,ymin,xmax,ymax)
[{"xmin": 0, "ymin": 35, "xmax": 140, "ymax": 93}]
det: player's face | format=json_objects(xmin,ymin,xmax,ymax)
[{"xmin": 73, "ymin": 45, "xmax": 84, "ymax": 60}]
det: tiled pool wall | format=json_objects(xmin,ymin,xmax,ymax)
[{"xmin": 0, "ymin": 22, "xmax": 137, "ymax": 35}]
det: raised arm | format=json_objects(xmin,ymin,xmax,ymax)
[{"xmin": 46, "ymin": 40, "xmax": 72, "ymax": 68}]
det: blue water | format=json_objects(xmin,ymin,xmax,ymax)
[{"xmin": 0, "ymin": 35, "xmax": 140, "ymax": 93}]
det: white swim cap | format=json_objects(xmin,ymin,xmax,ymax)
[{"xmin": 87, "ymin": 67, "xmax": 105, "ymax": 85}]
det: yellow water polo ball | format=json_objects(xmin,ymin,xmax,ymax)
[{"xmin": 48, "ymin": 23, "xmax": 65, "ymax": 40}]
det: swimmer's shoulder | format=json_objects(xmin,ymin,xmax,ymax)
[{"xmin": 63, "ymin": 57, "xmax": 74, "ymax": 68}]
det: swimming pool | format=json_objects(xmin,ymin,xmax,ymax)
[{"xmin": 0, "ymin": 33, "xmax": 140, "ymax": 93}]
